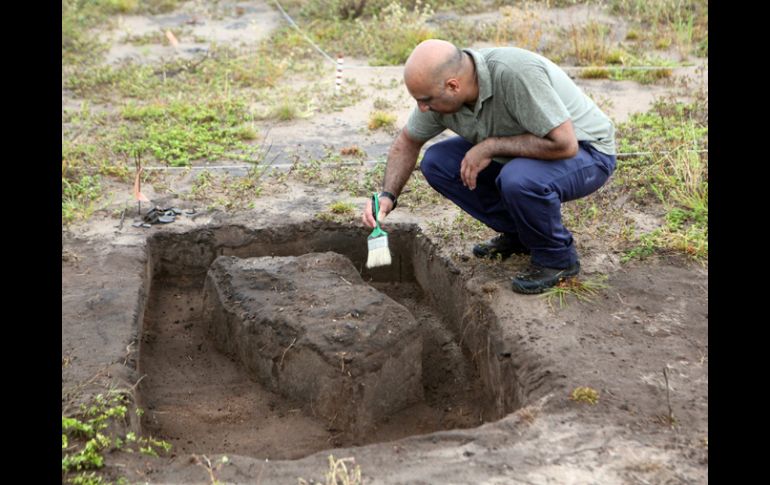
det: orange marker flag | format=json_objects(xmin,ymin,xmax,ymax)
[
  {"xmin": 165, "ymin": 30, "xmax": 179, "ymax": 48},
  {"xmin": 133, "ymin": 166, "xmax": 150, "ymax": 203}
]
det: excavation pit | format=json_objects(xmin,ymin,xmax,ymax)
[{"xmin": 137, "ymin": 222, "xmax": 526, "ymax": 459}]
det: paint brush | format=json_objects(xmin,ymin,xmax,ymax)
[{"xmin": 365, "ymin": 193, "xmax": 392, "ymax": 268}]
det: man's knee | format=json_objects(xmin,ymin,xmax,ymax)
[{"xmin": 496, "ymin": 169, "xmax": 548, "ymax": 200}]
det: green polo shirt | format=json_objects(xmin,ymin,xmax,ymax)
[{"xmin": 406, "ymin": 47, "xmax": 616, "ymax": 160}]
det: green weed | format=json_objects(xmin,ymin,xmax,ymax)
[
  {"xmin": 116, "ymin": 99, "xmax": 258, "ymax": 167},
  {"xmin": 62, "ymin": 175, "xmax": 103, "ymax": 225},
  {"xmin": 62, "ymin": 390, "xmax": 171, "ymax": 483},
  {"xmin": 609, "ymin": 67, "xmax": 673, "ymax": 84},
  {"xmin": 614, "ymin": 94, "xmax": 708, "ymax": 260}
]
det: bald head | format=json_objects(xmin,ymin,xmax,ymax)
[
  {"xmin": 402, "ymin": 39, "xmax": 479, "ymax": 114},
  {"xmin": 404, "ymin": 39, "xmax": 463, "ymax": 91}
]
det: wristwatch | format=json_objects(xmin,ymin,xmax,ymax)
[{"xmin": 379, "ymin": 191, "xmax": 398, "ymax": 209}]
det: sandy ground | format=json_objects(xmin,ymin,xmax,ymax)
[{"xmin": 62, "ymin": 1, "xmax": 708, "ymax": 483}]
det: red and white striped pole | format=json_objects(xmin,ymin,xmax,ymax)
[{"xmin": 335, "ymin": 53, "xmax": 344, "ymax": 95}]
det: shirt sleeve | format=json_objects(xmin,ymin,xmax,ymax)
[
  {"xmin": 505, "ymin": 66, "xmax": 570, "ymax": 138},
  {"xmin": 405, "ymin": 107, "xmax": 445, "ymax": 142}
]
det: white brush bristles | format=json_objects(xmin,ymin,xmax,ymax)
[{"xmin": 366, "ymin": 235, "xmax": 392, "ymax": 268}]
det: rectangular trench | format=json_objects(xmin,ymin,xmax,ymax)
[{"xmin": 135, "ymin": 222, "xmax": 526, "ymax": 459}]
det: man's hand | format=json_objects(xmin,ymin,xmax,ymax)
[
  {"xmin": 361, "ymin": 196, "xmax": 394, "ymax": 228},
  {"xmin": 460, "ymin": 142, "xmax": 493, "ymax": 190}
]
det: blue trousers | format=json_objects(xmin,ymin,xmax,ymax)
[{"xmin": 420, "ymin": 137, "xmax": 616, "ymax": 268}]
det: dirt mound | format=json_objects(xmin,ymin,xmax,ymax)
[{"xmin": 203, "ymin": 252, "xmax": 423, "ymax": 434}]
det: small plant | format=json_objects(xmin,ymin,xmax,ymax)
[
  {"xmin": 622, "ymin": 229, "xmax": 663, "ymax": 262},
  {"xmin": 542, "ymin": 274, "xmax": 609, "ymax": 309},
  {"xmin": 325, "ymin": 454, "xmax": 362, "ymax": 485},
  {"xmin": 193, "ymin": 455, "xmax": 229, "ymax": 485},
  {"xmin": 290, "ymin": 158, "xmax": 323, "ymax": 183},
  {"xmin": 330, "ymin": 201, "xmax": 356, "ymax": 215},
  {"xmin": 268, "ymin": 97, "xmax": 313, "ymax": 121},
  {"xmin": 570, "ymin": 386, "xmax": 600, "ymax": 405},
  {"xmin": 516, "ymin": 405, "xmax": 539, "ymax": 425},
  {"xmin": 367, "ymin": 111, "xmax": 397, "ymax": 131},
  {"xmin": 319, "ymin": 200, "xmax": 358, "ymax": 223},
  {"xmin": 320, "ymin": 454, "xmax": 362, "ymax": 485}
]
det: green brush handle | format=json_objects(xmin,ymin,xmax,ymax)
[
  {"xmin": 372, "ymin": 192, "xmax": 380, "ymax": 226},
  {"xmin": 369, "ymin": 193, "xmax": 387, "ymax": 238}
]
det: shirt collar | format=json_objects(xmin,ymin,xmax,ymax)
[{"xmin": 463, "ymin": 48, "xmax": 492, "ymax": 115}]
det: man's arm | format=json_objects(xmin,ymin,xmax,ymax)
[
  {"xmin": 362, "ymin": 127, "xmax": 426, "ymax": 228},
  {"xmin": 460, "ymin": 119, "xmax": 578, "ymax": 190},
  {"xmin": 484, "ymin": 119, "xmax": 578, "ymax": 160}
]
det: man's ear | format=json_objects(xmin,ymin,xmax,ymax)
[{"xmin": 445, "ymin": 78, "xmax": 460, "ymax": 93}]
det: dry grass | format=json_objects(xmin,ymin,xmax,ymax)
[
  {"xmin": 492, "ymin": 5, "xmax": 544, "ymax": 51},
  {"xmin": 568, "ymin": 21, "xmax": 614, "ymax": 66},
  {"xmin": 299, "ymin": 454, "xmax": 362, "ymax": 485},
  {"xmin": 542, "ymin": 274, "xmax": 608, "ymax": 309},
  {"xmin": 368, "ymin": 111, "xmax": 397, "ymax": 131}
]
